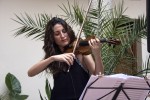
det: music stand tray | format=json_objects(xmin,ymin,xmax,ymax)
[{"xmin": 79, "ymin": 74, "xmax": 150, "ymax": 100}]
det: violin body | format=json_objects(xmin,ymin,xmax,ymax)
[{"xmin": 65, "ymin": 38, "xmax": 92, "ymax": 55}]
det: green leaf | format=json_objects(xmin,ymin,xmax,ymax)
[
  {"xmin": 15, "ymin": 94, "xmax": 28, "ymax": 100},
  {"xmin": 9, "ymin": 93, "xmax": 28, "ymax": 100},
  {"xmin": 45, "ymin": 79, "xmax": 51, "ymax": 100},
  {"xmin": 5, "ymin": 73, "xmax": 21, "ymax": 94},
  {"xmin": 12, "ymin": 95, "xmax": 28, "ymax": 100}
]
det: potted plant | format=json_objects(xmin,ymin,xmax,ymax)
[{"xmin": 0, "ymin": 73, "xmax": 28, "ymax": 100}]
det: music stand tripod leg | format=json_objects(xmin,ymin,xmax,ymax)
[{"xmin": 112, "ymin": 83, "xmax": 130, "ymax": 100}]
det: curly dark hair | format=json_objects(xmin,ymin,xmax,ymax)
[{"xmin": 43, "ymin": 17, "xmax": 76, "ymax": 75}]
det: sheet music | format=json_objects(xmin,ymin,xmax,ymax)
[{"xmin": 79, "ymin": 74, "xmax": 150, "ymax": 100}]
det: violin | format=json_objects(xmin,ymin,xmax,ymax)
[{"xmin": 65, "ymin": 36, "xmax": 121, "ymax": 55}]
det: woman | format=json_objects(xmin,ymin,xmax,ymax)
[{"xmin": 28, "ymin": 17, "xmax": 104, "ymax": 100}]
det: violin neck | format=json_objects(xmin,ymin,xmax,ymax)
[{"xmin": 79, "ymin": 38, "xmax": 107, "ymax": 46}]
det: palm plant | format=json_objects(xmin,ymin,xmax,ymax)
[{"xmin": 12, "ymin": 0, "xmax": 147, "ymax": 75}]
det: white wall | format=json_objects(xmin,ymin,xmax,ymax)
[{"xmin": 0, "ymin": 0, "xmax": 88, "ymax": 100}]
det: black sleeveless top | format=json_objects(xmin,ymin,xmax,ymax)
[{"xmin": 50, "ymin": 59, "xmax": 90, "ymax": 100}]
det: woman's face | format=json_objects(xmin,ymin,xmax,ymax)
[{"xmin": 53, "ymin": 24, "xmax": 70, "ymax": 51}]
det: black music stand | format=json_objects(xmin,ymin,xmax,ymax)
[{"xmin": 79, "ymin": 74, "xmax": 150, "ymax": 100}]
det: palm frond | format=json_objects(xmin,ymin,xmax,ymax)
[
  {"xmin": 59, "ymin": 0, "xmax": 85, "ymax": 26},
  {"xmin": 12, "ymin": 13, "xmax": 52, "ymax": 40}
]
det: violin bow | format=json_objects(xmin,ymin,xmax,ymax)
[{"xmin": 72, "ymin": 0, "xmax": 93, "ymax": 54}]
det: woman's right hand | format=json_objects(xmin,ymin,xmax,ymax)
[{"xmin": 51, "ymin": 53, "xmax": 75, "ymax": 66}]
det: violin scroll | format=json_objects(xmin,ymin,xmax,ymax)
[{"xmin": 104, "ymin": 38, "xmax": 121, "ymax": 46}]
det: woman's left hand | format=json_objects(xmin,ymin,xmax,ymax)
[{"xmin": 88, "ymin": 38, "xmax": 102, "ymax": 55}]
